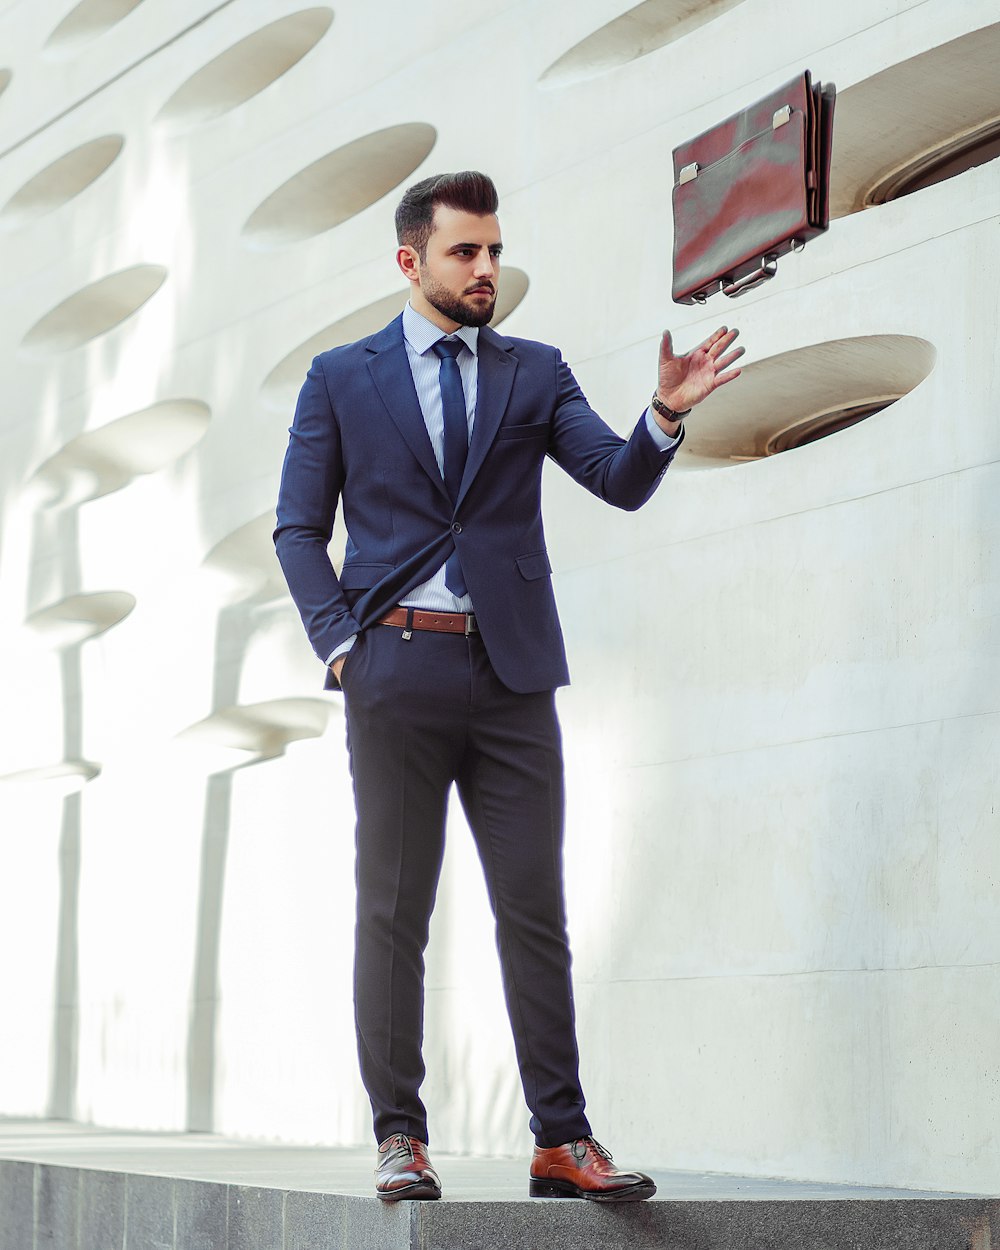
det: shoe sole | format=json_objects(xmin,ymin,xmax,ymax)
[
  {"xmin": 376, "ymin": 1181, "xmax": 441, "ymax": 1202},
  {"xmin": 529, "ymin": 1178, "xmax": 656, "ymax": 1202}
]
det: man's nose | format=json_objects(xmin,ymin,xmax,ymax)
[{"xmin": 473, "ymin": 250, "xmax": 497, "ymax": 280}]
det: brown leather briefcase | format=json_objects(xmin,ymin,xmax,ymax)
[{"xmin": 671, "ymin": 71, "xmax": 835, "ymax": 304}]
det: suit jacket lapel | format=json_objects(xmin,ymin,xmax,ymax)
[
  {"xmin": 459, "ymin": 325, "xmax": 517, "ymax": 506},
  {"xmin": 366, "ymin": 317, "xmax": 450, "ymax": 503}
]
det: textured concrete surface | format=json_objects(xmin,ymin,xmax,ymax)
[{"xmin": 1, "ymin": 1120, "xmax": 996, "ymax": 1250}]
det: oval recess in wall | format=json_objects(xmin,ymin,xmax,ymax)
[
  {"xmin": 176, "ymin": 698, "xmax": 332, "ymax": 771},
  {"xmin": 156, "ymin": 8, "xmax": 333, "ymax": 128},
  {"xmin": 26, "ymin": 591, "xmax": 136, "ymax": 648},
  {"xmin": 260, "ymin": 268, "xmax": 530, "ymax": 412},
  {"xmin": 0, "ymin": 760, "xmax": 101, "ymax": 793},
  {"xmin": 242, "ymin": 123, "xmax": 437, "ymax": 248},
  {"xmin": 204, "ymin": 507, "xmax": 349, "ymax": 603},
  {"xmin": 44, "ymin": 0, "xmax": 145, "ymax": 57},
  {"xmin": 831, "ymin": 21, "xmax": 1000, "ymax": 217},
  {"xmin": 869, "ymin": 121, "xmax": 1000, "ymax": 205},
  {"xmin": 202, "ymin": 512, "xmax": 288, "ymax": 604},
  {"xmin": 30, "ymin": 399, "xmax": 211, "ymax": 507},
  {"xmin": 21, "ymin": 264, "xmax": 167, "ymax": 355},
  {"xmin": 539, "ymin": 0, "xmax": 747, "ymax": 87},
  {"xmin": 0, "ymin": 135, "xmax": 124, "ymax": 229},
  {"xmin": 679, "ymin": 335, "xmax": 935, "ymax": 468}
]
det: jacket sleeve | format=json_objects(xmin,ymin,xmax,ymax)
[
  {"xmin": 546, "ymin": 348, "xmax": 683, "ymax": 511},
  {"xmin": 273, "ymin": 355, "xmax": 360, "ymax": 665}
]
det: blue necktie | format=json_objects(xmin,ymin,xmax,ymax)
[{"xmin": 432, "ymin": 338, "xmax": 469, "ymax": 597}]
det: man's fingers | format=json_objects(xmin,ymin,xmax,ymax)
[
  {"xmin": 667, "ymin": 325, "xmax": 740, "ymax": 361},
  {"xmin": 707, "ymin": 327, "xmax": 740, "ymax": 358},
  {"xmin": 693, "ymin": 325, "xmax": 728, "ymax": 355},
  {"xmin": 715, "ymin": 346, "xmax": 745, "ymax": 372},
  {"xmin": 663, "ymin": 326, "xmax": 744, "ymax": 397}
]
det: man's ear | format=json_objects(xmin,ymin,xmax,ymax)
[{"xmin": 396, "ymin": 244, "xmax": 420, "ymax": 284}]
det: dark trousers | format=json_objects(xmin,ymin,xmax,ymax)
[{"xmin": 341, "ymin": 622, "xmax": 591, "ymax": 1148}]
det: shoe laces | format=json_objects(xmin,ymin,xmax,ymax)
[
  {"xmin": 572, "ymin": 1136, "xmax": 613, "ymax": 1162},
  {"xmin": 381, "ymin": 1133, "xmax": 416, "ymax": 1161}
]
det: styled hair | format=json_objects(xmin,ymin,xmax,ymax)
[{"xmin": 395, "ymin": 171, "xmax": 499, "ymax": 258}]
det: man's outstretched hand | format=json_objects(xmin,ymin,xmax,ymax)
[{"xmin": 654, "ymin": 326, "xmax": 744, "ymax": 428}]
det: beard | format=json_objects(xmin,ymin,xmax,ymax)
[{"xmin": 419, "ymin": 267, "xmax": 497, "ymax": 327}]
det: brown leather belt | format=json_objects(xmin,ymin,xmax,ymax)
[{"xmin": 378, "ymin": 606, "xmax": 479, "ymax": 637}]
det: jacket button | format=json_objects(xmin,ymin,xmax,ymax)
[{"xmin": 452, "ymin": 522, "xmax": 462, "ymax": 533}]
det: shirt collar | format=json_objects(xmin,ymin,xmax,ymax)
[{"xmin": 403, "ymin": 301, "xmax": 479, "ymax": 357}]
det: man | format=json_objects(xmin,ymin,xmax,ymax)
[{"xmin": 274, "ymin": 171, "xmax": 742, "ymax": 1202}]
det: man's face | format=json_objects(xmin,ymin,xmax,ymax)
[{"xmin": 403, "ymin": 205, "xmax": 502, "ymax": 329}]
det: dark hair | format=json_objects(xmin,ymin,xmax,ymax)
[{"xmin": 395, "ymin": 171, "xmax": 499, "ymax": 258}]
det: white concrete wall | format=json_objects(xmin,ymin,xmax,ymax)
[{"xmin": 0, "ymin": 0, "xmax": 997, "ymax": 1193}]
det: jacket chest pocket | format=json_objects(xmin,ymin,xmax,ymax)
[{"xmin": 494, "ymin": 421, "xmax": 549, "ymax": 442}]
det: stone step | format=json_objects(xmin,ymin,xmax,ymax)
[{"xmin": 0, "ymin": 1120, "xmax": 994, "ymax": 1250}]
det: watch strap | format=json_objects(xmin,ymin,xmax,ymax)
[{"xmin": 651, "ymin": 393, "xmax": 691, "ymax": 423}]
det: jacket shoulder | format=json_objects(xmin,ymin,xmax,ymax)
[
  {"xmin": 481, "ymin": 326, "xmax": 560, "ymax": 364},
  {"xmin": 312, "ymin": 335, "xmax": 377, "ymax": 371},
  {"xmin": 311, "ymin": 313, "xmax": 403, "ymax": 372}
]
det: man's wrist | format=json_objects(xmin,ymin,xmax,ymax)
[
  {"xmin": 651, "ymin": 392, "xmax": 691, "ymax": 424},
  {"xmin": 643, "ymin": 407, "xmax": 681, "ymax": 451},
  {"xmin": 326, "ymin": 635, "xmax": 357, "ymax": 666}
]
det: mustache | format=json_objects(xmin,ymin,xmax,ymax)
[{"xmin": 464, "ymin": 282, "xmax": 495, "ymax": 294}]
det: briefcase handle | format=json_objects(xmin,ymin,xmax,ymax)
[{"xmin": 722, "ymin": 253, "xmax": 779, "ymax": 298}]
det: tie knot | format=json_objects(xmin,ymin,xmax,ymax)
[{"xmin": 432, "ymin": 338, "xmax": 464, "ymax": 361}]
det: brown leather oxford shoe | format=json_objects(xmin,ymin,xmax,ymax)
[
  {"xmin": 529, "ymin": 1136, "xmax": 656, "ymax": 1202},
  {"xmin": 375, "ymin": 1133, "xmax": 442, "ymax": 1201}
]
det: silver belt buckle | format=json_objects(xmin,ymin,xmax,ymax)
[{"xmin": 464, "ymin": 613, "xmax": 475, "ymax": 636}]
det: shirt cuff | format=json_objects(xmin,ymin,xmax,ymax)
[
  {"xmin": 326, "ymin": 635, "xmax": 357, "ymax": 666},
  {"xmin": 644, "ymin": 406, "xmax": 682, "ymax": 451}
]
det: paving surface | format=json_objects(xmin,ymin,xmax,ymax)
[
  {"xmin": 0, "ymin": 1118, "xmax": 996, "ymax": 1250},
  {"xmin": 0, "ymin": 1117, "xmax": 976, "ymax": 1199}
]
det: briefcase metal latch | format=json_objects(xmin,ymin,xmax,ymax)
[
  {"xmin": 678, "ymin": 162, "xmax": 699, "ymax": 185},
  {"xmin": 772, "ymin": 105, "xmax": 792, "ymax": 130}
]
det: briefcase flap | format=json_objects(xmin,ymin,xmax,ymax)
[{"xmin": 671, "ymin": 71, "xmax": 834, "ymax": 304}]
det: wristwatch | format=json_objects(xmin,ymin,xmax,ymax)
[{"xmin": 651, "ymin": 393, "xmax": 691, "ymax": 423}]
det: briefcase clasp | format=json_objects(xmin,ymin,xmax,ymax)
[
  {"xmin": 678, "ymin": 161, "xmax": 700, "ymax": 185},
  {"xmin": 772, "ymin": 105, "xmax": 792, "ymax": 130}
]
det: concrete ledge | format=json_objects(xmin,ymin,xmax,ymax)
[{"xmin": 0, "ymin": 1121, "xmax": 996, "ymax": 1250}]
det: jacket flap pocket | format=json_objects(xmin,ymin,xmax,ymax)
[
  {"xmin": 340, "ymin": 561, "xmax": 393, "ymax": 589},
  {"xmin": 515, "ymin": 551, "xmax": 552, "ymax": 581}
]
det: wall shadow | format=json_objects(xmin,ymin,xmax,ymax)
[
  {"xmin": 44, "ymin": 517, "xmax": 84, "ymax": 1120},
  {"xmin": 184, "ymin": 598, "xmax": 252, "ymax": 1132}
]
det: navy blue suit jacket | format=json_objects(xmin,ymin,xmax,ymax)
[{"xmin": 274, "ymin": 314, "xmax": 682, "ymax": 693}]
